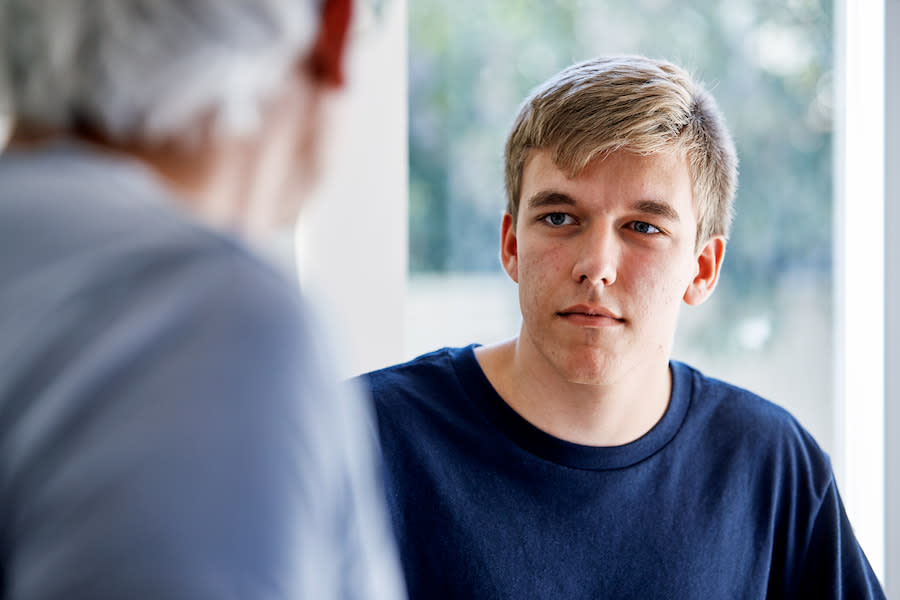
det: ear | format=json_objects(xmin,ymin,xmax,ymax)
[
  {"xmin": 305, "ymin": 0, "xmax": 353, "ymax": 87},
  {"xmin": 683, "ymin": 236, "xmax": 725, "ymax": 306},
  {"xmin": 500, "ymin": 213, "xmax": 520, "ymax": 284}
]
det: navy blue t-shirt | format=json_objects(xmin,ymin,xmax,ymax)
[{"xmin": 365, "ymin": 345, "xmax": 884, "ymax": 599}]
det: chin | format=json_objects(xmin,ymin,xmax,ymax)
[{"xmin": 554, "ymin": 350, "xmax": 628, "ymax": 387}]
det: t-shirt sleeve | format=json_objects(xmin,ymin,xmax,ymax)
[
  {"xmin": 795, "ymin": 476, "xmax": 886, "ymax": 599},
  {"xmin": 1, "ymin": 249, "xmax": 405, "ymax": 600}
]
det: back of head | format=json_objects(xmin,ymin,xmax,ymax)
[
  {"xmin": 0, "ymin": 0, "xmax": 322, "ymax": 146},
  {"xmin": 504, "ymin": 55, "xmax": 738, "ymax": 246}
]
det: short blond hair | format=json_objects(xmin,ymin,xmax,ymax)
[{"xmin": 505, "ymin": 55, "xmax": 738, "ymax": 246}]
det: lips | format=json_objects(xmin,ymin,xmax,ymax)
[
  {"xmin": 557, "ymin": 304, "xmax": 625, "ymax": 326},
  {"xmin": 558, "ymin": 304, "xmax": 623, "ymax": 320}
]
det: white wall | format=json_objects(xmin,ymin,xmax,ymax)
[{"xmin": 294, "ymin": 0, "xmax": 408, "ymax": 379}]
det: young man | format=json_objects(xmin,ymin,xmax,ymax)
[
  {"xmin": 0, "ymin": 1, "xmax": 404, "ymax": 598},
  {"xmin": 365, "ymin": 56, "xmax": 884, "ymax": 598}
]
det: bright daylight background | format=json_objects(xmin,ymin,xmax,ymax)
[
  {"xmin": 406, "ymin": 0, "xmax": 836, "ymax": 453},
  {"xmin": 396, "ymin": 2, "xmax": 898, "ymax": 588}
]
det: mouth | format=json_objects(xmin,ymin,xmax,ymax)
[{"xmin": 557, "ymin": 304, "xmax": 625, "ymax": 326}]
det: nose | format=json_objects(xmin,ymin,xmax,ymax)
[{"xmin": 571, "ymin": 225, "xmax": 618, "ymax": 286}]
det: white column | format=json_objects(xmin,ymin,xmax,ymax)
[
  {"xmin": 833, "ymin": 0, "xmax": 886, "ymax": 583},
  {"xmin": 884, "ymin": 0, "xmax": 899, "ymax": 594}
]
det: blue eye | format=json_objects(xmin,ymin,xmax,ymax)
[
  {"xmin": 543, "ymin": 213, "xmax": 574, "ymax": 226},
  {"xmin": 631, "ymin": 221, "xmax": 661, "ymax": 234}
]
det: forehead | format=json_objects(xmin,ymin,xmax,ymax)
[{"xmin": 520, "ymin": 148, "xmax": 694, "ymax": 206}]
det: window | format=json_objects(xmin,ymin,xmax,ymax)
[
  {"xmin": 295, "ymin": 0, "xmax": 894, "ymax": 588},
  {"xmin": 407, "ymin": 0, "xmax": 836, "ymax": 453}
]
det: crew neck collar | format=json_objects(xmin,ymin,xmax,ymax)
[{"xmin": 450, "ymin": 344, "xmax": 693, "ymax": 470}]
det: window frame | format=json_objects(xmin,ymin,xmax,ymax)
[
  {"xmin": 833, "ymin": 0, "xmax": 895, "ymax": 587},
  {"xmin": 882, "ymin": 0, "xmax": 899, "ymax": 593}
]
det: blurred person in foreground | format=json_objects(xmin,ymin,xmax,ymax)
[
  {"xmin": 362, "ymin": 56, "xmax": 884, "ymax": 598},
  {"xmin": 0, "ymin": 1, "xmax": 405, "ymax": 598}
]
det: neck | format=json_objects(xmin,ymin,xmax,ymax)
[
  {"xmin": 475, "ymin": 336, "xmax": 672, "ymax": 447},
  {"xmin": 126, "ymin": 137, "xmax": 255, "ymax": 232},
  {"xmin": 9, "ymin": 126, "xmax": 257, "ymax": 234}
]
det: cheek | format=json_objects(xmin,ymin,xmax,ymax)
[
  {"xmin": 517, "ymin": 245, "xmax": 566, "ymax": 308},
  {"xmin": 622, "ymin": 254, "xmax": 693, "ymax": 311}
]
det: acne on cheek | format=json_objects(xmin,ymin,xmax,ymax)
[
  {"xmin": 529, "ymin": 265, "xmax": 554, "ymax": 289},
  {"xmin": 631, "ymin": 272, "xmax": 680, "ymax": 308},
  {"xmin": 520, "ymin": 249, "xmax": 562, "ymax": 278}
]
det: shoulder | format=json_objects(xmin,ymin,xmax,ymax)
[
  {"xmin": 0, "ymin": 143, "xmax": 320, "ymax": 411},
  {"xmin": 89, "ymin": 211, "xmax": 310, "ymax": 369},
  {"xmin": 2, "ymin": 141, "xmax": 310, "ymax": 354},
  {"xmin": 122, "ymin": 239, "xmax": 322, "ymax": 407},
  {"xmin": 674, "ymin": 361, "xmax": 833, "ymax": 486},
  {"xmin": 675, "ymin": 360, "xmax": 816, "ymax": 437},
  {"xmin": 364, "ymin": 345, "xmax": 475, "ymax": 397},
  {"xmin": 360, "ymin": 345, "xmax": 481, "ymax": 425}
]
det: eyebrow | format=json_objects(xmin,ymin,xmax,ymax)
[
  {"xmin": 631, "ymin": 200, "xmax": 681, "ymax": 223},
  {"xmin": 526, "ymin": 191, "xmax": 682, "ymax": 223},
  {"xmin": 526, "ymin": 191, "xmax": 576, "ymax": 210}
]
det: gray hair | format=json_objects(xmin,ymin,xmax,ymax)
[{"xmin": 0, "ymin": 0, "xmax": 323, "ymax": 145}]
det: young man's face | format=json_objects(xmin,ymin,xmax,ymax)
[{"xmin": 501, "ymin": 148, "xmax": 722, "ymax": 387}]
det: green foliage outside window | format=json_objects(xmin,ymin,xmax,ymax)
[{"xmin": 408, "ymin": 0, "xmax": 833, "ymax": 301}]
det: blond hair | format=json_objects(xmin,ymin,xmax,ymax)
[{"xmin": 504, "ymin": 55, "xmax": 737, "ymax": 246}]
